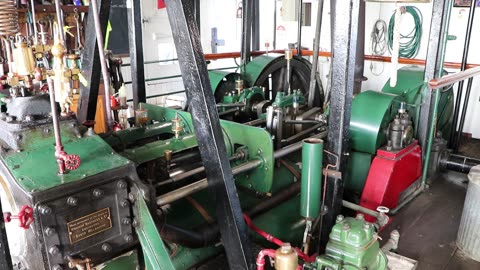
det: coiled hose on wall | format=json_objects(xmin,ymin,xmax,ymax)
[{"xmin": 388, "ymin": 6, "xmax": 423, "ymax": 59}]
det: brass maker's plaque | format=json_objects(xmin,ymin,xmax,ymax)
[{"xmin": 67, "ymin": 208, "xmax": 112, "ymax": 244}]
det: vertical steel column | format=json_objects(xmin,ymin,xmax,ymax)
[
  {"xmin": 319, "ymin": 0, "xmax": 360, "ymax": 251},
  {"xmin": 78, "ymin": 0, "xmax": 111, "ymax": 124},
  {"xmin": 273, "ymin": 0, "xmax": 277, "ymax": 50},
  {"xmin": 241, "ymin": 0, "xmax": 252, "ymax": 72},
  {"xmin": 354, "ymin": 0, "xmax": 366, "ymax": 95},
  {"xmin": 252, "ymin": 0, "xmax": 260, "ymax": 51},
  {"xmin": 127, "ymin": 0, "xmax": 147, "ymax": 109},
  {"xmin": 296, "ymin": 0, "xmax": 303, "ymax": 56},
  {"xmin": 193, "ymin": 0, "xmax": 201, "ymax": 34},
  {"xmin": 0, "ymin": 197, "xmax": 13, "ymax": 270},
  {"xmin": 165, "ymin": 1, "xmax": 253, "ymax": 269},
  {"xmin": 419, "ymin": 0, "xmax": 451, "ymax": 150},
  {"xmin": 307, "ymin": 0, "xmax": 324, "ymax": 108},
  {"xmin": 451, "ymin": 0, "xmax": 476, "ymax": 152}
]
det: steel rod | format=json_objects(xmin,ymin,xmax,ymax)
[
  {"xmin": 453, "ymin": 77, "xmax": 474, "ymax": 151},
  {"xmin": 296, "ymin": 0, "xmax": 303, "ymax": 56},
  {"xmin": 156, "ymin": 159, "xmax": 262, "ymax": 206},
  {"xmin": 90, "ymin": 0, "xmax": 112, "ymax": 130},
  {"xmin": 47, "ymin": 76, "xmax": 62, "ymax": 152},
  {"xmin": 450, "ymin": 0, "xmax": 476, "ymax": 149},
  {"xmin": 307, "ymin": 0, "xmax": 324, "ymax": 108},
  {"xmin": 342, "ymin": 200, "xmax": 379, "ymax": 218},
  {"xmin": 429, "ymin": 66, "xmax": 480, "ymax": 89},
  {"xmin": 54, "ymin": 0, "xmax": 65, "ymax": 42},
  {"xmin": 30, "ymin": 0, "xmax": 38, "ymax": 44},
  {"xmin": 274, "ymin": 131, "xmax": 327, "ymax": 159}
]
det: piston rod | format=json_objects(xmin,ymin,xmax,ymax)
[{"xmin": 157, "ymin": 159, "xmax": 262, "ymax": 206}]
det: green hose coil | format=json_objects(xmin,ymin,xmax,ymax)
[{"xmin": 388, "ymin": 6, "xmax": 423, "ymax": 59}]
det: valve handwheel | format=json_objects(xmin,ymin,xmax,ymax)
[
  {"xmin": 3, "ymin": 205, "xmax": 34, "ymax": 229},
  {"xmin": 65, "ymin": 154, "xmax": 81, "ymax": 171}
]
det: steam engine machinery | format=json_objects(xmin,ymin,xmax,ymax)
[{"xmin": 1, "ymin": 0, "xmax": 480, "ymax": 270}]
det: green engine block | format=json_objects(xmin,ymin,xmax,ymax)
[{"xmin": 312, "ymin": 215, "xmax": 388, "ymax": 270}]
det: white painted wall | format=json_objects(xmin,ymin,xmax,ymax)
[{"xmin": 127, "ymin": 1, "xmax": 480, "ymax": 137}]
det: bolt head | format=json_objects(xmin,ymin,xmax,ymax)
[
  {"xmin": 101, "ymin": 243, "xmax": 112, "ymax": 252},
  {"xmin": 356, "ymin": 213, "xmax": 364, "ymax": 220},
  {"xmin": 67, "ymin": 196, "xmax": 78, "ymax": 206},
  {"xmin": 39, "ymin": 205, "xmax": 52, "ymax": 215},
  {"xmin": 122, "ymin": 217, "xmax": 131, "ymax": 225},
  {"xmin": 121, "ymin": 200, "xmax": 130, "ymax": 208},
  {"xmin": 93, "ymin": 189, "xmax": 104, "ymax": 198},
  {"xmin": 124, "ymin": 234, "xmax": 134, "ymax": 243},
  {"xmin": 52, "ymin": 265, "xmax": 63, "ymax": 270},
  {"xmin": 117, "ymin": 180, "xmax": 127, "ymax": 189},
  {"xmin": 336, "ymin": 215, "xmax": 344, "ymax": 223},
  {"xmin": 44, "ymin": 227, "xmax": 56, "ymax": 236},
  {"xmin": 49, "ymin": 245, "xmax": 60, "ymax": 255}
]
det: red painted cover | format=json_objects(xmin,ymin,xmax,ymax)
[
  {"xmin": 360, "ymin": 142, "xmax": 422, "ymax": 221},
  {"xmin": 158, "ymin": 0, "xmax": 166, "ymax": 9}
]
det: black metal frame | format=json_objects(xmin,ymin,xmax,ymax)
[
  {"xmin": 78, "ymin": 0, "xmax": 111, "ymax": 124},
  {"xmin": 127, "ymin": 0, "xmax": 147, "ymax": 109},
  {"xmin": 165, "ymin": 0, "xmax": 253, "ymax": 269},
  {"xmin": 319, "ymin": 0, "xmax": 361, "ymax": 251},
  {"xmin": 419, "ymin": 0, "xmax": 451, "ymax": 151},
  {"xmin": 451, "ymin": 0, "xmax": 476, "ymax": 152},
  {"xmin": 0, "ymin": 196, "xmax": 13, "ymax": 270}
]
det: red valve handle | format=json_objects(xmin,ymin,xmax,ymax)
[
  {"xmin": 65, "ymin": 154, "xmax": 81, "ymax": 171},
  {"xmin": 3, "ymin": 205, "xmax": 34, "ymax": 229}
]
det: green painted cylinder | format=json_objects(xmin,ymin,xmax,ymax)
[{"xmin": 300, "ymin": 138, "xmax": 323, "ymax": 219}]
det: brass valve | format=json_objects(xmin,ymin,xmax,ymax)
[{"xmin": 171, "ymin": 113, "xmax": 183, "ymax": 139}]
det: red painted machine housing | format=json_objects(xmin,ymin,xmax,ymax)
[{"xmin": 360, "ymin": 141, "xmax": 422, "ymax": 221}]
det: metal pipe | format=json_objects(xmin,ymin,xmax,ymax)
[
  {"xmin": 453, "ymin": 77, "xmax": 474, "ymax": 151},
  {"xmin": 296, "ymin": 0, "xmax": 303, "ymax": 56},
  {"xmin": 273, "ymin": 0, "xmax": 277, "ymax": 50},
  {"xmin": 429, "ymin": 66, "xmax": 480, "ymax": 89},
  {"xmin": 216, "ymin": 103, "xmax": 246, "ymax": 108},
  {"xmin": 300, "ymin": 139, "xmax": 323, "ymax": 219},
  {"xmin": 54, "ymin": 0, "xmax": 65, "ymax": 42},
  {"xmin": 422, "ymin": 88, "xmax": 441, "ymax": 188},
  {"xmin": 156, "ymin": 159, "xmax": 262, "ymax": 206},
  {"xmin": 244, "ymin": 118, "xmax": 266, "ymax": 126},
  {"xmin": 156, "ymin": 131, "xmax": 328, "ymax": 205},
  {"xmin": 285, "ymin": 120, "xmax": 322, "ymax": 125},
  {"xmin": 450, "ymin": 0, "xmax": 476, "ymax": 149},
  {"xmin": 341, "ymin": 200, "xmax": 379, "ymax": 218},
  {"xmin": 307, "ymin": 0, "xmax": 324, "ymax": 108},
  {"xmin": 381, "ymin": 230, "xmax": 400, "ymax": 252},
  {"xmin": 30, "ymin": 0, "xmax": 38, "ymax": 44},
  {"xmin": 47, "ymin": 76, "xmax": 63, "ymax": 153},
  {"xmin": 156, "ymin": 154, "xmax": 242, "ymax": 187},
  {"xmin": 274, "ymin": 131, "xmax": 327, "ymax": 159},
  {"xmin": 282, "ymin": 124, "xmax": 323, "ymax": 144},
  {"xmin": 441, "ymin": 154, "xmax": 480, "ymax": 174},
  {"xmin": 90, "ymin": 0, "xmax": 113, "ymax": 130}
]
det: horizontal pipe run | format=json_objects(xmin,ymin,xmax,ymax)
[
  {"xmin": 441, "ymin": 154, "xmax": 480, "ymax": 174},
  {"xmin": 216, "ymin": 103, "xmax": 246, "ymax": 108},
  {"xmin": 282, "ymin": 124, "xmax": 324, "ymax": 144},
  {"xmin": 342, "ymin": 200, "xmax": 379, "ymax": 218},
  {"xmin": 274, "ymin": 131, "xmax": 328, "ymax": 159},
  {"xmin": 244, "ymin": 119, "xmax": 267, "ymax": 126},
  {"xmin": 156, "ymin": 131, "xmax": 328, "ymax": 205},
  {"xmin": 429, "ymin": 66, "xmax": 480, "ymax": 89},
  {"xmin": 156, "ymin": 159, "xmax": 262, "ymax": 206},
  {"xmin": 156, "ymin": 155, "xmax": 242, "ymax": 187}
]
